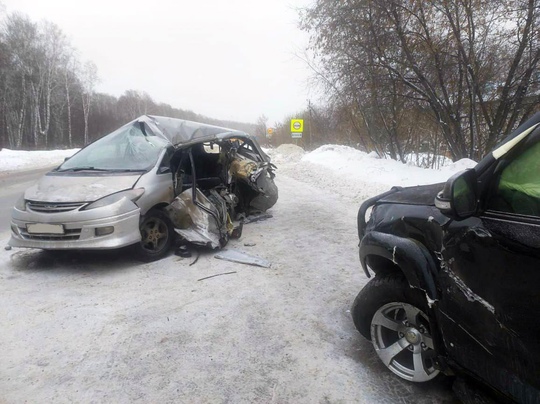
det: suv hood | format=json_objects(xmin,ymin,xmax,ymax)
[
  {"xmin": 378, "ymin": 183, "xmax": 444, "ymax": 206},
  {"xmin": 24, "ymin": 173, "xmax": 142, "ymax": 203}
]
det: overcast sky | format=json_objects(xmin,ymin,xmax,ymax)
[{"xmin": 1, "ymin": 0, "xmax": 314, "ymax": 125}]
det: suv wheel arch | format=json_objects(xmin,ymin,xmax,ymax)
[{"xmin": 360, "ymin": 231, "xmax": 439, "ymax": 301}]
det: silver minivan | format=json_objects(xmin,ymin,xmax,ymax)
[{"xmin": 9, "ymin": 115, "xmax": 278, "ymax": 261}]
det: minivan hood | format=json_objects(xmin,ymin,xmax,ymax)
[
  {"xmin": 378, "ymin": 183, "xmax": 444, "ymax": 206},
  {"xmin": 25, "ymin": 173, "xmax": 142, "ymax": 203}
]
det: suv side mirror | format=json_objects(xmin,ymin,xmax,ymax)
[{"xmin": 435, "ymin": 169, "xmax": 478, "ymax": 220}]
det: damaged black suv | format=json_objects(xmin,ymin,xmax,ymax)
[{"xmin": 352, "ymin": 112, "xmax": 540, "ymax": 403}]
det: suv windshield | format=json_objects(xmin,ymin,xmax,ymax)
[{"xmin": 59, "ymin": 122, "xmax": 169, "ymax": 172}]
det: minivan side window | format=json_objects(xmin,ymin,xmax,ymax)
[{"xmin": 489, "ymin": 141, "xmax": 540, "ymax": 216}]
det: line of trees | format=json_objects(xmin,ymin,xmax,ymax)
[
  {"xmin": 0, "ymin": 11, "xmax": 257, "ymax": 150},
  {"xmin": 298, "ymin": 0, "xmax": 540, "ymax": 161}
]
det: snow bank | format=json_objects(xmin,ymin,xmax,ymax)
[
  {"xmin": 0, "ymin": 148, "xmax": 79, "ymax": 173},
  {"xmin": 301, "ymin": 145, "xmax": 476, "ymax": 186},
  {"xmin": 272, "ymin": 144, "xmax": 477, "ymax": 203},
  {"xmin": 265, "ymin": 144, "xmax": 305, "ymax": 164}
]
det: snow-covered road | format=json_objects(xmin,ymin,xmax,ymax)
[{"xmin": 0, "ymin": 144, "xmax": 462, "ymax": 402}]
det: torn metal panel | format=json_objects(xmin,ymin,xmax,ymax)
[
  {"xmin": 214, "ymin": 249, "xmax": 271, "ymax": 268},
  {"xmin": 165, "ymin": 188, "xmax": 225, "ymax": 249},
  {"xmin": 230, "ymin": 159, "xmax": 278, "ymax": 213}
]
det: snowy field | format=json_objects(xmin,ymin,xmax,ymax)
[
  {"xmin": 0, "ymin": 145, "xmax": 475, "ymax": 403},
  {"xmin": 0, "ymin": 148, "xmax": 80, "ymax": 174}
]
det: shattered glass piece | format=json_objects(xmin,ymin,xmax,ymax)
[{"xmin": 214, "ymin": 249, "xmax": 271, "ymax": 268}]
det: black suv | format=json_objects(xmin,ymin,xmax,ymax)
[{"xmin": 352, "ymin": 113, "xmax": 540, "ymax": 403}]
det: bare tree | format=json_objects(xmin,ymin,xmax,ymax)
[
  {"xmin": 301, "ymin": 0, "xmax": 540, "ymax": 160},
  {"xmin": 80, "ymin": 60, "xmax": 98, "ymax": 145}
]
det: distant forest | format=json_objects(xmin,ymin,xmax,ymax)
[
  {"xmin": 3, "ymin": 2, "xmax": 540, "ymax": 167},
  {"xmin": 0, "ymin": 12, "xmax": 258, "ymax": 151}
]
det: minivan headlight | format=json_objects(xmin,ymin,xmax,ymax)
[
  {"xmin": 83, "ymin": 188, "xmax": 145, "ymax": 210},
  {"xmin": 15, "ymin": 194, "xmax": 27, "ymax": 211}
]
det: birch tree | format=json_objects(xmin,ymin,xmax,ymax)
[{"xmin": 80, "ymin": 60, "xmax": 98, "ymax": 145}]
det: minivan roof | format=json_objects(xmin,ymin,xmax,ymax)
[{"xmin": 142, "ymin": 115, "xmax": 249, "ymax": 146}]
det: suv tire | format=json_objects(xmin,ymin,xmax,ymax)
[{"xmin": 352, "ymin": 273, "xmax": 441, "ymax": 382}]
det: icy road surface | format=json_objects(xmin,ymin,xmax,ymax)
[{"xmin": 0, "ymin": 145, "xmax": 462, "ymax": 402}]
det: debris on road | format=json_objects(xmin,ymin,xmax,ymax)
[
  {"xmin": 214, "ymin": 249, "xmax": 271, "ymax": 268},
  {"xmin": 243, "ymin": 213, "xmax": 273, "ymax": 224},
  {"xmin": 197, "ymin": 271, "xmax": 237, "ymax": 281},
  {"xmin": 175, "ymin": 245, "xmax": 192, "ymax": 258}
]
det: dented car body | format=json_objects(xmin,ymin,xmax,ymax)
[
  {"xmin": 353, "ymin": 112, "xmax": 540, "ymax": 402},
  {"xmin": 9, "ymin": 115, "xmax": 277, "ymax": 260}
]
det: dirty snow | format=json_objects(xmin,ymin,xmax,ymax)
[{"xmin": 0, "ymin": 144, "xmax": 473, "ymax": 403}]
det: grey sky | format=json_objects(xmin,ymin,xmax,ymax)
[{"xmin": 2, "ymin": 0, "xmax": 313, "ymax": 125}]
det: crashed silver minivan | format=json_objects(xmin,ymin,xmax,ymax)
[{"xmin": 9, "ymin": 115, "xmax": 278, "ymax": 261}]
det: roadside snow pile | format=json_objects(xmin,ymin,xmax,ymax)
[
  {"xmin": 266, "ymin": 144, "xmax": 305, "ymax": 164},
  {"xmin": 442, "ymin": 158, "xmax": 477, "ymax": 173},
  {"xmin": 273, "ymin": 144, "xmax": 477, "ymax": 203},
  {"xmin": 302, "ymin": 145, "xmax": 475, "ymax": 186},
  {"xmin": 0, "ymin": 148, "xmax": 79, "ymax": 173}
]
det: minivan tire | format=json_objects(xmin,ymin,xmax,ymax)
[{"xmin": 134, "ymin": 209, "xmax": 174, "ymax": 262}]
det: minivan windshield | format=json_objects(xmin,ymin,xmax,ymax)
[{"xmin": 58, "ymin": 122, "xmax": 169, "ymax": 172}]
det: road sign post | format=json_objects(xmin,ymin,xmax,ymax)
[{"xmin": 291, "ymin": 119, "xmax": 303, "ymax": 140}]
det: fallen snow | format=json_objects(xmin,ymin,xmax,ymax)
[
  {"xmin": 0, "ymin": 148, "xmax": 79, "ymax": 174},
  {"xmin": 267, "ymin": 144, "xmax": 477, "ymax": 204}
]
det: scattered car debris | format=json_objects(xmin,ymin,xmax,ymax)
[
  {"xmin": 175, "ymin": 245, "xmax": 192, "ymax": 258},
  {"xmin": 242, "ymin": 213, "xmax": 273, "ymax": 224},
  {"xmin": 197, "ymin": 271, "xmax": 237, "ymax": 282},
  {"xmin": 214, "ymin": 249, "xmax": 271, "ymax": 268},
  {"xmin": 243, "ymin": 243, "xmax": 256, "ymax": 247},
  {"xmin": 189, "ymin": 252, "xmax": 200, "ymax": 266}
]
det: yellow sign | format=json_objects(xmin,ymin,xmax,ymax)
[
  {"xmin": 291, "ymin": 119, "xmax": 304, "ymax": 133},
  {"xmin": 267, "ymin": 127, "xmax": 274, "ymax": 135}
]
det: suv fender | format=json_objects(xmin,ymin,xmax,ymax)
[{"xmin": 360, "ymin": 231, "xmax": 438, "ymax": 300}]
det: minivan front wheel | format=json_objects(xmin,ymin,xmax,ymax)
[
  {"xmin": 135, "ymin": 209, "xmax": 173, "ymax": 262},
  {"xmin": 352, "ymin": 273, "xmax": 440, "ymax": 383}
]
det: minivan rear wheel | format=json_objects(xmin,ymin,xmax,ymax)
[{"xmin": 134, "ymin": 209, "xmax": 173, "ymax": 262}]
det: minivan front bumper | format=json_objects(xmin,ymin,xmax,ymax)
[{"xmin": 9, "ymin": 201, "xmax": 141, "ymax": 250}]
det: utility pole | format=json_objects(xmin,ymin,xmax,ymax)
[{"xmin": 307, "ymin": 99, "xmax": 313, "ymax": 149}]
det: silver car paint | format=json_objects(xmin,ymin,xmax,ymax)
[
  {"xmin": 10, "ymin": 199, "xmax": 142, "ymax": 250},
  {"xmin": 25, "ymin": 173, "xmax": 141, "ymax": 203},
  {"xmin": 9, "ymin": 149, "xmax": 174, "ymax": 250}
]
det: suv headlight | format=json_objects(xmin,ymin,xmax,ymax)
[{"xmin": 83, "ymin": 188, "xmax": 145, "ymax": 210}]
